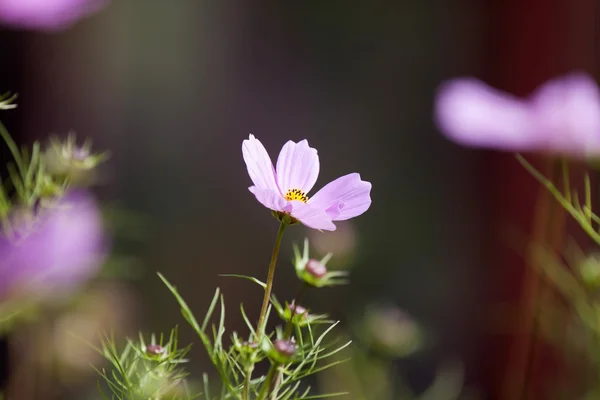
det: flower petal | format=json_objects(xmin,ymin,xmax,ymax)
[
  {"xmin": 276, "ymin": 139, "xmax": 319, "ymax": 194},
  {"xmin": 529, "ymin": 73, "xmax": 600, "ymax": 156},
  {"xmin": 434, "ymin": 78, "xmax": 537, "ymax": 151},
  {"xmin": 248, "ymin": 186, "xmax": 287, "ymax": 212},
  {"xmin": 0, "ymin": 190, "xmax": 106, "ymax": 300},
  {"xmin": 242, "ymin": 134, "xmax": 280, "ymax": 193},
  {"xmin": 309, "ymin": 173, "xmax": 371, "ymax": 221},
  {"xmin": 0, "ymin": 0, "xmax": 109, "ymax": 31},
  {"xmin": 290, "ymin": 202, "xmax": 336, "ymax": 231}
]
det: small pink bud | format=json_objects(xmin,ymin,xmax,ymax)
[
  {"xmin": 305, "ymin": 259, "xmax": 327, "ymax": 278},
  {"xmin": 287, "ymin": 303, "xmax": 307, "ymax": 318},
  {"xmin": 242, "ymin": 341, "xmax": 258, "ymax": 349},
  {"xmin": 146, "ymin": 345, "xmax": 166, "ymax": 357},
  {"xmin": 274, "ymin": 339, "xmax": 297, "ymax": 358}
]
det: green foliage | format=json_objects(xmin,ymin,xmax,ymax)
[
  {"xmin": 94, "ymin": 327, "xmax": 196, "ymax": 400},
  {"xmin": 158, "ymin": 264, "xmax": 351, "ymax": 399},
  {"xmin": 518, "ymin": 154, "xmax": 600, "ymax": 398}
]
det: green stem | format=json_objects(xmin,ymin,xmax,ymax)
[
  {"xmin": 561, "ymin": 159, "xmax": 571, "ymax": 203},
  {"xmin": 256, "ymin": 221, "xmax": 287, "ymax": 338},
  {"xmin": 257, "ymin": 363, "xmax": 279, "ymax": 400},
  {"xmin": 243, "ymin": 365, "xmax": 253, "ymax": 400},
  {"xmin": 585, "ymin": 173, "xmax": 592, "ymax": 222}
]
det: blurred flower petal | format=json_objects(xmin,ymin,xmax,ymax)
[
  {"xmin": 529, "ymin": 73, "xmax": 600, "ymax": 155},
  {"xmin": 434, "ymin": 78, "xmax": 536, "ymax": 151},
  {"xmin": 435, "ymin": 73, "xmax": 600, "ymax": 158},
  {"xmin": 0, "ymin": 190, "xmax": 107, "ymax": 301},
  {"xmin": 0, "ymin": 0, "xmax": 109, "ymax": 31}
]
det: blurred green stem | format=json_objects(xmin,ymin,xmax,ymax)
[
  {"xmin": 256, "ymin": 221, "xmax": 287, "ymax": 338},
  {"xmin": 243, "ymin": 365, "xmax": 253, "ymax": 400},
  {"xmin": 257, "ymin": 363, "xmax": 279, "ymax": 400}
]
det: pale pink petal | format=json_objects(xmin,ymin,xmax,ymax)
[
  {"xmin": 276, "ymin": 140, "xmax": 319, "ymax": 194},
  {"xmin": 242, "ymin": 134, "xmax": 280, "ymax": 193},
  {"xmin": 529, "ymin": 73, "xmax": 600, "ymax": 156},
  {"xmin": 309, "ymin": 173, "xmax": 371, "ymax": 221},
  {"xmin": 0, "ymin": 0, "xmax": 108, "ymax": 31},
  {"xmin": 290, "ymin": 202, "xmax": 336, "ymax": 231},
  {"xmin": 434, "ymin": 78, "xmax": 537, "ymax": 150},
  {"xmin": 248, "ymin": 186, "xmax": 288, "ymax": 212}
]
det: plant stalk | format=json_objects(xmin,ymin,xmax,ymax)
[
  {"xmin": 242, "ymin": 365, "xmax": 253, "ymax": 400},
  {"xmin": 257, "ymin": 363, "xmax": 279, "ymax": 400},
  {"xmin": 256, "ymin": 221, "xmax": 287, "ymax": 338}
]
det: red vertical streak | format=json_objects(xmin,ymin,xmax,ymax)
[{"xmin": 482, "ymin": 0, "xmax": 597, "ymax": 399}]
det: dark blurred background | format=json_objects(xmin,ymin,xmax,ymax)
[{"xmin": 0, "ymin": 1, "xmax": 598, "ymax": 399}]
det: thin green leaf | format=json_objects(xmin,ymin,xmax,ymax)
[
  {"xmin": 203, "ymin": 287, "xmax": 221, "ymax": 332},
  {"xmin": 0, "ymin": 120, "xmax": 25, "ymax": 179},
  {"xmin": 297, "ymin": 391, "xmax": 349, "ymax": 399},
  {"xmin": 24, "ymin": 142, "xmax": 39, "ymax": 194},
  {"xmin": 6, "ymin": 163, "xmax": 24, "ymax": 200},
  {"xmin": 240, "ymin": 304, "xmax": 256, "ymax": 337},
  {"xmin": 220, "ymin": 274, "xmax": 267, "ymax": 289}
]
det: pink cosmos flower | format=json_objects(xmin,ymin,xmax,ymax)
[
  {"xmin": 0, "ymin": 190, "xmax": 107, "ymax": 301},
  {"xmin": 434, "ymin": 73, "xmax": 600, "ymax": 157},
  {"xmin": 0, "ymin": 0, "xmax": 108, "ymax": 31},
  {"xmin": 242, "ymin": 135, "xmax": 372, "ymax": 231}
]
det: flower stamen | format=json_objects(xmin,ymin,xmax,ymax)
[{"xmin": 284, "ymin": 188, "xmax": 308, "ymax": 203}]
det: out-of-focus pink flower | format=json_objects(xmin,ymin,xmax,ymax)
[
  {"xmin": 0, "ymin": 191, "xmax": 106, "ymax": 301},
  {"xmin": 434, "ymin": 73, "xmax": 600, "ymax": 157},
  {"xmin": 242, "ymin": 135, "xmax": 372, "ymax": 231},
  {"xmin": 0, "ymin": 0, "xmax": 108, "ymax": 31}
]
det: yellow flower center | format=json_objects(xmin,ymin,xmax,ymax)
[{"xmin": 284, "ymin": 188, "xmax": 308, "ymax": 203}]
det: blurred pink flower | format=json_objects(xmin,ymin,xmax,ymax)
[
  {"xmin": 434, "ymin": 73, "xmax": 600, "ymax": 157},
  {"xmin": 242, "ymin": 135, "xmax": 372, "ymax": 231},
  {"xmin": 0, "ymin": 191, "xmax": 106, "ymax": 301},
  {"xmin": 0, "ymin": 0, "xmax": 108, "ymax": 31}
]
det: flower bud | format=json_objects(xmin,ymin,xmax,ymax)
[
  {"xmin": 44, "ymin": 134, "xmax": 108, "ymax": 185},
  {"xmin": 242, "ymin": 341, "xmax": 258, "ymax": 349},
  {"xmin": 146, "ymin": 344, "xmax": 166, "ymax": 358},
  {"xmin": 287, "ymin": 303, "xmax": 307, "ymax": 319},
  {"xmin": 274, "ymin": 339, "xmax": 296, "ymax": 357},
  {"xmin": 292, "ymin": 238, "xmax": 347, "ymax": 287},
  {"xmin": 263, "ymin": 337, "xmax": 298, "ymax": 364},
  {"xmin": 305, "ymin": 259, "xmax": 327, "ymax": 278}
]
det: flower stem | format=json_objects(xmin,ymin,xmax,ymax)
[
  {"xmin": 257, "ymin": 363, "xmax": 279, "ymax": 400},
  {"xmin": 256, "ymin": 221, "xmax": 287, "ymax": 338},
  {"xmin": 242, "ymin": 365, "xmax": 253, "ymax": 400}
]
